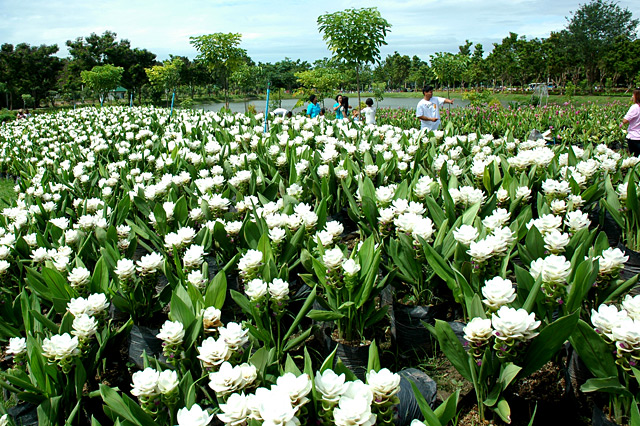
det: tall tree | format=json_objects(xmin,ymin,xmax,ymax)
[
  {"xmin": 190, "ymin": 33, "xmax": 246, "ymax": 107},
  {"xmin": 317, "ymin": 7, "xmax": 391, "ymax": 109},
  {"xmin": 565, "ymin": 0, "xmax": 639, "ymax": 85},
  {"xmin": 81, "ymin": 64, "xmax": 124, "ymax": 106},
  {"xmin": 145, "ymin": 58, "xmax": 183, "ymax": 107}
]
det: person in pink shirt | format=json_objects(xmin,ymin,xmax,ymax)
[{"xmin": 622, "ymin": 89, "xmax": 640, "ymax": 156}]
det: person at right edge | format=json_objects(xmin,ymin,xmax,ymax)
[
  {"xmin": 416, "ymin": 85, "xmax": 453, "ymax": 132},
  {"xmin": 622, "ymin": 88, "xmax": 640, "ymax": 157}
]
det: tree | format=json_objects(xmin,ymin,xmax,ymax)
[
  {"xmin": 565, "ymin": 0, "xmax": 639, "ymax": 85},
  {"xmin": 145, "ymin": 58, "xmax": 183, "ymax": 107},
  {"xmin": 295, "ymin": 66, "xmax": 344, "ymax": 108},
  {"xmin": 317, "ymin": 7, "xmax": 391, "ymax": 109},
  {"xmin": 0, "ymin": 43, "xmax": 62, "ymax": 109},
  {"xmin": 190, "ymin": 33, "xmax": 246, "ymax": 107},
  {"xmin": 81, "ymin": 64, "xmax": 124, "ymax": 106}
]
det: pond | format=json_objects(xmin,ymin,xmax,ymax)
[{"xmin": 196, "ymin": 96, "xmax": 476, "ymax": 114}]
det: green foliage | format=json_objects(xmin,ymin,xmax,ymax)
[{"xmin": 81, "ymin": 64, "xmax": 124, "ymax": 106}]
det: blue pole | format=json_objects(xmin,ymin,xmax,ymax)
[
  {"xmin": 169, "ymin": 90, "xmax": 175, "ymax": 120},
  {"xmin": 130, "ymin": 92, "xmax": 133, "ymax": 107},
  {"xmin": 264, "ymin": 82, "xmax": 271, "ymax": 133}
]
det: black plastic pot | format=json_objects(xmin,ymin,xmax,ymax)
[
  {"xmin": 330, "ymin": 337, "xmax": 371, "ymax": 381},
  {"xmin": 128, "ymin": 324, "xmax": 165, "ymax": 369},
  {"xmin": 391, "ymin": 303, "xmax": 444, "ymax": 352},
  {"xmin": 618, "ymin": 243, "xmax": 640, "ymax": 290},
  {"xmin": 8, "ymin": 402, "xmax": 38, "ymax": 426},
  {"xmin": 592, "ymin": 406, "xmax": 619, "ymax": 426},
  {"xmin": 395, "ymin": 368, "xmax": 438, "ymax": 426}
]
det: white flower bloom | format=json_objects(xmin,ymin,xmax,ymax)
[
  {"xmin": 611, "ymin": 318, "xmax": 640, "ymax": 351},
  {"xmin": 71, "ymin": 314, "xmax": 98, "ymax": 339},
  {"xmin": 238, "ymin": 250, "xmax": 263, "ymax": 274},
  {"xmin": 136, "ymin": 252, "xmax": 164, "ymax": 275},
  {"xmin": 366, "ymin": 368, "xmax": 401, "ymax": 400},
  {"xmin": 177, "ymin": 404, "xmax": 215, "ymax": 426},
  {"xmin": 622, "ymin": 295, "xmax": 640, "ymax": 321},
  {"xmin": 218, "ymin": 392, "xmax": 250, "ymax": 426},
  {"xmin": 86, "ymin": 293, "xmax": 109, "ymax": 316},
  {"xmin": 530, "ymin": 255, "xmax": 571, "ymax": 285},
  {"xmin": 68, "ymin": 267, "xmax": 91, "ymax": 288},
  {"xmin": 209, "ymin": 362, "xmax": 245, "ymax": 396},
  {"xmin": 325, "ymin": 220, "xmax": 344, "ymax": 237},
  {"xmin": 543, "ymin": 230, "xmax": 570, "ymax": 254},
  {"xmin": 187, "ymin": 270, "xmax": 207, "ymax": 289},
  {"xmin": 6, "ymin": 337, "xmax": 27, "ymax": 355},
  {"xmin": 255, "ymin": 388, "xmax": 300, "ymax": 426},
  {"xmin": 597, "ymin": 247, "xmax": 628, "ymax": 276},
  {"xmin": 454, "ymin": 225, "xmax": 479, "ymax": 246},
  {"xmin": 183, "ymin": 245, "xmax": 206, "ymax": 270},
  {"xmin": 468, "ymin": 240, "xmax": 494, "ymax": 263},
  {"xmin": 492, "ymin": 306, "xmax": 540, "ymax": 341},
  {"xmin": 197, "ymin": 336, "xmax": 231, "ymax": 368},
  {"xmin": 342, "ymin": 258, "xmax": 361, "ymax": 277},
  {"xmin": 131, "ymin": 367, "xmax": 160, "ymax": 397},
  {"xmin": 334, "ymin": 394, "xmax": 376, "ymax": 426},
  {"xmin": 219, "ymin": 322, "xmax": 249, "ymax": 351},
  {"xmin": 158, "ymin": 369, "xmax": 179, "ymax": 394},
  {"xmin": 269, "ymin": 227, "xmax": 287, "ymax": 243},
  {"xmin": 315, "ymin": 369, "xmax": 349, "ymax": 403},
  {"xmin": 323, "ymin": 247, "xmax": 344, "ymax": 270},
  {"xmin": 203, "ymin": 307, "xmax": 222, "ymax": 331},
  {"xmin": 42, "ymin": 333, "xmax": 80, "ymax": 361},
  {"xmin": 269, "ymin": 278, "xmax": 290, "ymax": 300},
  {"xmin": 592, "ymin": 304, "xmax": 629, "ymax": 339},
  {"xmin": 482, "ymin": 277, "xmax": 516, "ymax": 309},
  {"xmin": 463, "ymin": 317, "xmax": 493, "ymax": 344},
  {"xmin": 156, "ymin": 320, "xmax": 185, "ymax": 345},
  {"xmin": 564, "ymin": 210, "xmax": 590, "ymax": 233},
  {"xmin": 114, "ymin": 258, "xmax": 136, "ymax": 280},
  {"xmin": 275, "ymin": 372, "xmax": 313, "ymax": 407},
  {"xmin": 245, "ymin": 279, "xmax": 268, "ymax": 301}
]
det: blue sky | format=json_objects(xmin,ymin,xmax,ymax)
[{"xmin": 1, "ymin": 0, "xmax": 639, "ymax": 63}]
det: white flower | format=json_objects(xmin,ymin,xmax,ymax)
[
  {"xmin": 6, "ymin": 337, "xmax": 27, "ymax": 355},
  {"xmin": 68, "ymin": 267, "xmax": 91, "ymax": 288},
  {"xmin": 275, "ymin": 372, "xmax": 313, "ymax": 407},
  {"xmin": 463, "ymin": 317, "xmax": 493, "ymax": 344},
  {"xmin": 86, "ymin": 293, "xmax": 109, "ymax": 316},
  {"xmin": 183, "ymin": 245, "xmax": 206, "ymax": 270},
  {"xmin": 492, "ymin": 307, "xmax": 540, "ymax": 341},
  {"xmin": 209, "ymin": 362, "xmax": 245, "ymax": 396},
  {"xmin": 481, "ymin": 277, "xmax": 516, "ymax": 309},
  {"xmin": 530, "ymin": 255, "xmax": 571, "ymax": 285},
  {"xmin": 334, "ymin": 394, "xmax": 376, "ymax": 426},
  {"xmin": 156, "ymin": 320, "xmax": 185, "ymax": 345},
  {"xmin": 515, "ymin": 186, "xmax": 532, "ymax": 201},
  {"xmin": 42, "ymin": 333, "xmax": 80, "ymax": 361},
  {"xmin": 611, "ymin": 318, "xmax": 640, "ymax": 351},
  {"xmin": 131, "ymin": 367, "xmax": 160, "ymax": 397},
  {"xmin": 468, "ymin": 240, "xmax": 494, "ymax": 263},
  {"xmin": 0, "ymin": 260, "xmax": 9, "ymax": 274},
  {"xmin": 0, "ymin": 414, "xmax": 8, "ymax": 426},
  {"xmin": 482, "ymin": 208, "xmax": 510, "ymax": 231},
  {"xmin": 342, "ymin": 259, "xmax": 361, "ymax": 277},
  {"xmin": 198, "ymin": 336, "xmax": 231, "ymax": 368},
  {"xmin": 564, "ymin": 210, "xmax": 590, "ymax": 233},
  {"xmin": 158, "ymin": 369, "xmax": 179, "ymax": 394},
  {"xmin": 592, "ymin": 304, "xmax": 629, "ymax": 339},
  {"xmin": 323, "ymin": 247, "xmax": 344, "ymax": 270},
  {"xmin": 72, "ymin": 314, "xmax": 98, "ymax": 339},
  {"xmin": 136, "ymin": 252, "xmax": 164, "ymax": 275},
  {"xmin": 622, "ymin": 295, "xmax": 640, "ymax": 321},
  {"xmin": 325, "ymin": 220, "xmax": 344, "ymax": 237},
  {"xmin": 255, "ymin": 388, "xmax": 300, "ymax": 426},
  {"xmin": 597, "ymin": 247, "xmax": 628, "ymax": 276},
  {"xmin": 314, "ymin": 369, "xmax": 348, "ymax": 403},
  {"xmin": 269, "ymin": 278, "xmax": 290, "ymax": 301},
  {"xmin": 238, "ymin": 250, "xmax": 263, "ymax": 274},
  {"xmin": 203, "ymin": 306, "xmax": 222, "ymax": 331},
  {"xmin": 219, "ymin": 322, "xmax": 249, "ymax": 351},
  {"xmin": 177, "ymin": 404, "xmax": 215, "ymax": 426},
  {"xmin": 245, "ymin": 279, "xmax": 268, "ymax": 301},
  {"xmin": 317, "ymin": 230, "xmax": 335, "ymax": 247},
  {"xmin": 218, "ymin": 392, "xmax": 250, "ymax": 425},
  {"xmin": 453, "ymin": 225, "xmax": 479, "ymax": 246},
  {"xmin": 543, "ymin": 230, "xmax": 570, "ymax": 254},
  {"xmin": 187, "ymin": 270, "xmax": 207, "ymax": 289},
  {"xmin": 366, "ymin": 368, "xmax": 401, "ymax": 400},
  {"xmin": 269, "ymin": 227, "xmax": 287, "ymax": 243}
]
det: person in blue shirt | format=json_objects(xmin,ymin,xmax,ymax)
[
  {"xmin": 306, "ymin": 94, "xmax": 321, "ymax": 118},
  {"xmin": 333, "ymin": 94, "xmax": 351, "ymax": 119}
]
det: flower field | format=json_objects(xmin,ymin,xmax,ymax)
[{"xmin": 0, "ymin": 106, "xmax": 639, "ymax": 425}]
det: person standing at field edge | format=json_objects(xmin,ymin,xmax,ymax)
[
  {"xmin": 416, "ymin": 85, "xmax": 453, "ymax": 131},
  {"xmin": 306, "ymin": 94, "xmax": 321, "ymax": 118},
  {"xmin": 622, "ymin": 88, "xmax": 640, "ymax": 157}
]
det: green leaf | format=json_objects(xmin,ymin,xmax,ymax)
[
  {"xmin": 307, "ymin": 310, "xmax": 344, "ymax": 322},
  {"xmin": 283, "ymin": 286, "xmax": 316, "ymax": 341},
  {"xmin": 581, "ymin": 377, "xmax": 633, "ymax": 396},
  {"xmin": 367, "ymin": 340, "xmax": 380, "ymax": 373},
  {"xmin": 410, "ymin": 379, "xmax": 442, "ymax": 426},
  {"xmin": 520, "ymin": 311, "xmax": 579, "ymax": 378},
  {"xmin": 569, "ymin": 319, "xmax": 617, "ymax": 378},
  {"xmin": 493, "ymin": 398, "xmax": 511, "ymax": 424},
  {"xmin": 204, "ymin": 269, "xmax": 227, "ymax": 309},
  {"xmin": 434, "ymin": 390, "xmax": 459, "ymax": 425},
  {"xmin": 434, "ymin": 320, "xmax": 472, "ymax": 382}
]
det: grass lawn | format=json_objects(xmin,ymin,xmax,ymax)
[{"xmin": 0, "ymin": 178, "xmax": 16, "ymax": 208}]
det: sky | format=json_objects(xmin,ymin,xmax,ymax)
[{"xmin": 1, "ymin": 0, "xmax": 640, "ymax": 64}]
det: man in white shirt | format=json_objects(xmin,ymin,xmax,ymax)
[
  {"xmin": 416, "ymin": 85, "xmax": 453, "ymax": 131},
  {"xmin": 362, "ymin": 98, "xmax": 376, "ymax": 125}
]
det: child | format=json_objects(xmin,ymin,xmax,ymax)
[{"xmin": 362, "ymin": 98, "xmax": 376, "ymax": 125}]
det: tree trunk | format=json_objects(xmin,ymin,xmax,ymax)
[{"xmin": 356, "ymin": 64, "xmax": 361, "ymax": 113}]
